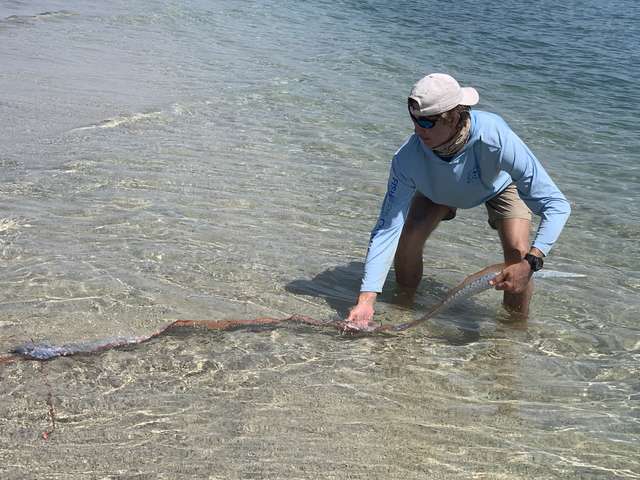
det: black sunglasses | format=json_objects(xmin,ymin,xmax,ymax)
[{"xmin": 408, "ymin": 108, "xmax": 440, "ymax": 129}]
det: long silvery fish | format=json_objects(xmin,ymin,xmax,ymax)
[{"xmin": 1, "ymin": 264, "xmax": 584, "ymax": 362}]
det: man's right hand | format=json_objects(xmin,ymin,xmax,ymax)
[{"xmin": 345, "ymin": 292, "xmax": 377, "ymax": 329}]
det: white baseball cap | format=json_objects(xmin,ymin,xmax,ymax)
[{"xmin": 408, "ymin": 73, "xmax": 479, "ymax": 116}]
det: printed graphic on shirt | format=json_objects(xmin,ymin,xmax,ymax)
[{"xmin": 466, "ymin": 166, "xmax": 480, "ymax": 183}]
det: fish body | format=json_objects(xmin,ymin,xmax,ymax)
[
  {"xmin": 389, "ymin": 264, "xmax": 502, "ymax": 332},
  {"xmin": 387, "ymin": 265, "xmax": 585, "ymax": 332},
  {"xmin": 6, "ymin": 265, "xmax": 586, "ymax": 361}
]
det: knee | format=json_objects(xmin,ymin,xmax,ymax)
[
  {"xmin": 399, "ymin": 217, "xmax": 430, "ymax": 246},
  {"xmin": 502, "ymin": 244, "xmax": 528, "ymax": 263},
  {"xmin": 495, "ymin": 218, "xmax": 531, "ymax": 263},
  {"xmin": 395, "ymin": 265, "xmax": 422, "ymax": 289}
]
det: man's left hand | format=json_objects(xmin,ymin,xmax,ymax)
[{"xmin": 490, "ymin": 260, "xmax": 532, "ymax": 293}]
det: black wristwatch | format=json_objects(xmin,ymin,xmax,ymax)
[{"xmin": 524, "ymin": 253, "xmax": 544, "ymax": 272}]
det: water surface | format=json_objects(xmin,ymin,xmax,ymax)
[{"xmin": 1, "ymin": 0, "xmax": 638, "ymax": 478}]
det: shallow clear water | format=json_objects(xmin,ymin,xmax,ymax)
[{"xmin": 1, "ymin": 0, "xmax": 638, "ymax": 478}]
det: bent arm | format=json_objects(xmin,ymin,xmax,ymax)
[{"xmin": 498, "ymin": 132, "xmax": 571, "ymax": 255}]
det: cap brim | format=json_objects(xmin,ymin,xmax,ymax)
[{"xmin": 459, "ymin": 87, "xmax": 479, "ymax": 106}]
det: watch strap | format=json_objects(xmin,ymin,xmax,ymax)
[{"xmin": 524, "ymin": 253, "xmax": 544, "ymax": 272}]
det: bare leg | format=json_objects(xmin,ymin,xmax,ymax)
[
  {"xmin": 394, "ymin": 194, "xmax": 454, "ymax": 288},
  {"xmin": 495, "ymin": 218, "xmax": 533, "ymax": 316}
]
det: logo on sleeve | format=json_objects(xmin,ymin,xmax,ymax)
[{"xmin": 388, "ymin": 177, "xmax": 399, "ymax": 198}]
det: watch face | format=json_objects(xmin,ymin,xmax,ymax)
[{"xmin": 525, "ymin": 254, "xmax": 543, "ymax": 271}]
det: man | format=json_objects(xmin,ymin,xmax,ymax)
[{"xmin": 346, "ymin": 73, "xmax": 571, "ymax": 329}]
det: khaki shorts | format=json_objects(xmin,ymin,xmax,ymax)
[
  {"xmin": 408, "ymin": 184, "xmax": 532, "ymax": 229},
  {"xmin": 484, "ymin": 183, "xmax": 532, "ymax": 229}
]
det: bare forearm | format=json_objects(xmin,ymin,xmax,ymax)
[{"xmin": 357, "ymin": 291, "xmax": 378, "ymax": 306}]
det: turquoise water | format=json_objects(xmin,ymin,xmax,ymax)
[{"xmin": 1, "ymin": 1, "xmax": 638, "ymax": 478}]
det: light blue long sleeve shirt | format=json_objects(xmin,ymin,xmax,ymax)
[{"xmin": 361, "ymin": 110, "xmax": 571, "ymax": 293}]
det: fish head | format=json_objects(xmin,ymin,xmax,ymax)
[{"xmin": 10, "ymin": 342, "xmax": 57, "ymax": 360}]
